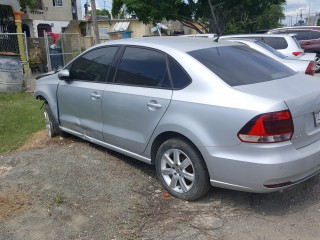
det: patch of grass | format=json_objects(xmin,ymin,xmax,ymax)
[
  {"xmin": 0, "ymin": 93, "xmax": 44, "ymax": 153},
  {"xmin": 53, "ymin": 193, "xmax": 65, "ymax": 205}
]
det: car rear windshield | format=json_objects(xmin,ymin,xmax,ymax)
[{"xmin": 188, "ymin": 46, "xmax": 296, "ymax": 86}]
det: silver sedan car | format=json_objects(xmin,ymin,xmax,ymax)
[{"xmin": 35, "ymin": 37, "xmax": 320, "ymax": 200}]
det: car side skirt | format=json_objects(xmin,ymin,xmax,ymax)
[{"xmin": 60, "ymin": 127, "xmax": 152, "ymax": 164}]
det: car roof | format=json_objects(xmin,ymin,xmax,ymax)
[
  {"xmin": 220, "ymin": 33, "xmax": 294, "ymax": 38},
  {"xmin": 93, "ymin": 36, "xmax": 240, "ymax": 53},
  {"xmin": 270, "ymin": 26, "xmax": 320, "ymax": 31}
]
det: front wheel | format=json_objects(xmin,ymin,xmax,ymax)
[
  {"xmin": 155, "ymin": 138, "xmax": 211, "ymax": 201},
  {"xmin": 44, "ymin": 104, "xmax": 60, "ymax": 138}
]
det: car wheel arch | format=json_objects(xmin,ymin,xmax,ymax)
[
  {"xmin": 150, "ymin": 131, "xmax": 207, "ymax": 169},
  {"xmin": 35, "ymin": 92, "xmax": 59, "ymax": 124}
]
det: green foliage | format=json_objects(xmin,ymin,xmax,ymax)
[
  {"xmin": 317, "ymin": 18, "xmax": 320, "ymax": 26},
  {"xmin": 90, "ymin": 9, "xmax": 112, "ymax": 18},
  {"xmin": 19, "ymin": 0, "xmax": 38, "ymax": 9},
  {"xmin": 53, "ymin": 193, "xmax": 65, "ymax": 204},
  {"xmin": 0, "ymin": 93, "xmax": 44, "ymax": 153},
  {"xmin": 112, "ymin": 0, "xmax": 286, "ymax": 34}
]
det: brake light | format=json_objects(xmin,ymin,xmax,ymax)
[
  {"xmin": 238, "ymin": 110, "xmax": 293, "ymax": 143},
  {"xmin": 292, "ymin": 51, "xmax": 302, "ymax": 56},
  {"xmin": 305, "ymin": 61, "xmax": 315, "ymax": 76}
]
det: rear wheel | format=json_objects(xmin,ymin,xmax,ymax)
[
  {"xmin": 155, "ymin": 138, "xmax": 211, "ymax": 201},
  {"xmin": 44, "ymin": 104, "xmax": 60, "ymax": 138},
  {"xmin": 315, "ymin": 54, "xmax": 320, "ymax": 73}
]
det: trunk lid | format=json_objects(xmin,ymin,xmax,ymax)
[{"xmin": 235, "ymin": 73, "xmax": 320, "ymax": 149}]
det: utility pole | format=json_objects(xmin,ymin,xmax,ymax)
[
  {"xmin": 307, "ymin": 0, "xmax": 311, "ymax": 25},
  {"xmin": 84, "ymin": 0, "xmax": 90, "ymax": 36},
  {"xmin": 91, "ymin": 0, "xmax": 100, "ymax": 44}
]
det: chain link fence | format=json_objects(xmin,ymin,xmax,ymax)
[
  {"xmin": 0, "ymin": 32, "xmax": 28, "ymax": 64},
  {"xmin": 44, "ymin": 32, "xmax": 82, "ymax": 71}
]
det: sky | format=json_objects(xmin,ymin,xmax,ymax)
[
  {"xmin": 80, "ymin": 0, "xmax": 113, "ymax": 16},
  {"xmin": 283, "ymin": 0, "xmax": 320, "ymax": 26}
]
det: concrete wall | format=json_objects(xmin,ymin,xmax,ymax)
[
  {"xmin": 33, "ymin": 20, "xmax": 69, "ymax": 37},
  {"xmin": 96, "ymin": 19, "xmax": 152, "ymax": 39},
  {"xmin": 1, "ymin": 0, "xmax": 20, "ymax": 11}
]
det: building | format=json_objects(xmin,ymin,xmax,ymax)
[{"xmin": 21, "ymin": 0, "xmax": 82, "ymax": 37}]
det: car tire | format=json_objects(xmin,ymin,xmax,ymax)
[
  {"xmin": 44, "ymin": 104, "xmax": 60, "ymax": 138},
  {"xmin": 315, "ymin": 54, "xmax": 320, "ymax": 73},
  {"xmin": 155, "ymin": 138, "xmax": 211, "ymax": 201}
]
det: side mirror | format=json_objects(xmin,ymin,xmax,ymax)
[{"xmin": 58, "ymin": 69, "xmax": 70, "ymax": 80}]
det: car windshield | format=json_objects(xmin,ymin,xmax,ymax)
[
  {"xmin": 254, "ymin": 40, "xmax": 287, "ymax": 59},
  {"xmin": 188, "ymin": 46, "xmax": 296, "ymax": 86}
]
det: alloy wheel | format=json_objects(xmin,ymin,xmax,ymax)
[
  {"xmin": 160, "ymin": 149, "xmax": 195, "ymax": 193},
  {"xmin": 44, "ymin": 111, "xmax": 53, "ymax": 138}
]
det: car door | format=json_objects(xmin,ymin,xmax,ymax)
[
  {"xmin": 102, "ymin": 46, "xmax": 172, "ymax": 154},
  {"xmin": 57, "ymin": 46, "xmax": 119, "ymax": 140}
]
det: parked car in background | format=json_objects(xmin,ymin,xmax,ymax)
[
  {"xmin": 222, "ymin": 38, "xmax": 315, "ymax": 75},
  {"xmin": 180, "ymin": 33, "xmax": 217, "ymax": 38},
  {"xmin": 35, "ymin": 37, "xmax": 320, "ymax": 201},
  {"xmin": 267, "ymin": 26, "xmax": 320, "ymax": 73},
  {"xmin": 219, "ymin": 34, "xmax": 304, "ymax": 57}
]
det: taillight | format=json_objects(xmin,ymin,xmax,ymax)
[
  {"xmin": 238, "ymin": 110, "xmax": 293, "ymax": 143},
  {"xmin": 292, "ymin": 51, "xmax": 302, "ymax": 56},
  {"xmin": 305, "ymin": 61, "xmax": 315, "ymax": 76}
]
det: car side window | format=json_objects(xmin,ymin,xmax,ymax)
[
  {"xmin": 168, "ymin": 56, "xmax": 191, "ymax": 89},
  {"xmin": 288, "ymin": 31, "xmax": 311, "ymax": 41},
  {"xmin": 114, "ymin": 47, "xmax": 167, "ymax": 88},
  {"xmin": 69, "ymin": 46, "xmax": 118, "ymax": 82},
  {"xmin": 262, "ymin": 37, "xmax": 288, "ymax": 50},
  {"xmin": 310, "ymin": 31, "xmax": 320, "ymax": 39}
]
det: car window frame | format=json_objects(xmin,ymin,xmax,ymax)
[
  {"xmin": 166, "ymin": 55, "xmax": 192, "ymax": 90},
  {"xmin": 66, "ymin": 45, "xmax": 121, "ymax": 83},
  {"xmin": 111, "ymin": 45, "xmax": 173, "ymax": 89}
]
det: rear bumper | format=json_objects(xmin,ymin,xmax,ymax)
[{"xmin": 199, "ymin": 139, "xmax": 320, "ymax": 193}]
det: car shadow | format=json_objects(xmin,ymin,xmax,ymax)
[{"xmin": 81, "ymin": 139, "xmax": 320, "ymax": 217}]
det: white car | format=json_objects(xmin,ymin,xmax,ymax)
[
  {"xmin": 223, "ymin": 38, "xmax": 315, "ymax": 76},
  {"xmin": 219, "ymin": 34, "xmax": 304, "ymax": 57}
]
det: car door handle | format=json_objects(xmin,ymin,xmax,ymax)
[
  {"xmin": 147, "ymin": 101, "xmax": 162, "ymax": 110},
  {"xmin": 91, "ymin": 92, "xmax": 101, "ymax": 100}
]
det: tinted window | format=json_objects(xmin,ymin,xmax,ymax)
[
  {"xmin": 262, "ymin": 37, "xmax": 288, "ymax": 49},
  {"xmin": 168, "ymin": 57, "xmax": 191, "ymax": 89},
  {"xmin": 310, "ymin": 31, "xmax": 320, "ymax": 39},
  {"xmin": 70, "ymin": 47, "xmax": 118, "ymax": 82},
  {"xmin": 288, "ymin": 30, "xmax": 311, "ymax": 40},
  {"xmin": 115, "ymin": 47, "xmax": 167, "ymax": 87},
  {"xmin": 255, "ymin": 41, "xmax": 286, "ymax": 59},
  {"xmin": 188, "ymin": 46, "xmax": 295, "ymax": 86}
]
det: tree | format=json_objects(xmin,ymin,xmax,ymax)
[
  {"xmin": 19, "ymin": 0, "xmax": 38, "ymax": 9},
  {"xmin": 90, "ymin": 9, "xmax": 112, "ymax": 18},
  {"xmin": 112, "ymin": 0, "xmax": 286, "ymax": 35}
]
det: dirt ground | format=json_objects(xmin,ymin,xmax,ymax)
[{"xmin": 1, "ymin": 129, "xmax": 320, "ymax": 240}]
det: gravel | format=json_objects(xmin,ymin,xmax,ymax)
[{"xmin": 1, "ymin": 131, "xmax": 320, "ymax": 239}]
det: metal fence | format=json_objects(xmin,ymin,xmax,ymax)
[
  {"xmin": 44, "ymin": 32, "xmax": 82, "ymax": 71},
  {"xmin": 0, "ymin": 32, "xmax": 28, "ymax": 64}
]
